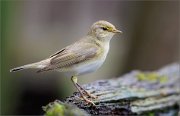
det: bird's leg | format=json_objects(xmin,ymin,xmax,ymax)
[
  {"xmin": 76, "ymin": 83, "xmax": 98, "ymax": 99},
  {"xmin": 71, "ymin": 76, "xmax": 95, "ymax": 106}
]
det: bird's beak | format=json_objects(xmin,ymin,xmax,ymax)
[{"xmin": 112, "ymin": 29, "xmax": 123, "ymax": 34}]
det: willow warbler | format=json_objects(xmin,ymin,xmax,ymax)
[{"xmin": 10, "ymin": 20, "xmax": 122, "ymax": 106}]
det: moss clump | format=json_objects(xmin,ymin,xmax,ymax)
[
  {"xmin": 136, "ymin": 72, "xmax": 168, "ymax": 83},
  {"xmin": 148, "ymin": 112, "xmax": 155, "ymax": 116},
  {"xmin": 43, "ymin": 100, "xmax": 89, "ymax": 116},
  {"xmin": 43, "ymin": 101, "xmax": 65, "ymax": 116}
]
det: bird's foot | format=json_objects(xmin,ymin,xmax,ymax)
[
  {"xmin": 76, "ymin": 83, "xmax": 98, "ymax": 99},
  {"xmin": 84, "ymin": 91, "xmax": 98, "ymax": 99},
  {"xmin": 80, "ymin": 95, "xmax": 95, "ymax": 106}
]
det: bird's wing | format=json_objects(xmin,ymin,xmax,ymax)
[
  {"xmin": 37, "ymin": 42, "xmax": 101, "ymax": 72},
  {"xmin": 49, "ymin": 48, "xmax": 66, "ymax": 58}
]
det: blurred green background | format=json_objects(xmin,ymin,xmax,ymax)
[{"xmin": 1, "ymin": 1, "xmax": 179, "ymax": 115}]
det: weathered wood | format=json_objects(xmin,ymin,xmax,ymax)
[{"xmin": 43, "ymin": 63, "xmax": 180, "ymax": 115}]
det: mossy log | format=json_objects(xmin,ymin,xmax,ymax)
[{"xmin": 43, "ymin": 63, "xmax": 180, "ymax": 116}]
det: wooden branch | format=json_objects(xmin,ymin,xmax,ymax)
[{"xmin": 43, "ymin": 63, "xmax": 180, "ymax": 116}]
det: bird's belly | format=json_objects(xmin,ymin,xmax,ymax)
[
  {"xmin": 59, "ymin": 59, "xmax": 105, "ymax": 76},
  {"xmin": 75, "ymin": 60, "xmax": 104, "ymax": 75}
]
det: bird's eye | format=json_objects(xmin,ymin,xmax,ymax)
[{"xmin": 101, "ymin": 27, "xmax": 108, "ymax": 31}]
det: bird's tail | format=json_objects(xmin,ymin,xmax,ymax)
[{"xmin": 10, "ymin": 59, "xmax": 50, "ymax": 72}]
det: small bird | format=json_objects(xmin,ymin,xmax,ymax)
[{"xmin": 10, "ymin": 20, "xmax": 122, "ymax": 106}]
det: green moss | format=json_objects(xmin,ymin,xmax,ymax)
[
  {"xmin": 136, "ymin": 72, "xmax": 168, "ymax": 83},
  {"xmin": 43, "ymin": 100, "xmax": 89, "ymax": 116},
  {"xmin": 43, "ymin": 102, "xmax": 65, "ymax": 116},
  {"xmin": 136, "ymin": 73, "xmax": 146, "ymax": 81},
  {"xmin": 159, "ymin": 75, "xmax": 168, "ymax": 83},
  {"xmin": 148, "ymin": 112, "xmax": 155, "ymax": 116}
]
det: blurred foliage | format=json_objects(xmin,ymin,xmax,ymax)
[{"xmin": 1, "ymin": 1, "xmax": 18, "ymax": 114}]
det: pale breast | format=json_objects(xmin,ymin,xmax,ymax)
[{"xmin": 72, "ymin": 59, "xmax": 105, "ymax": 75}]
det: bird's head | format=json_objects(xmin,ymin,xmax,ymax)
[{"xmin": 88, "ymin": 20, "xmax": 122, "ymax": 41}]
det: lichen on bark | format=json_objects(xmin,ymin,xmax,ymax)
[{"xmin": 43, "ymin": 63, "xmax": 180, "ymax": 116}]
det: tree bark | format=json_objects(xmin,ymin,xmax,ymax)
[{"xmin": 43, "ymin": 63, "xmax": 180, "ymax": 116}]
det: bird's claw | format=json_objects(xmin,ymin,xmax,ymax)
[
  {"xmin": 84, "ymin": 98, "xmax": 96, "ymax": 106},
  {"xmin": 87, "ymin": 93, "xmax": 98, "ymax": 99},
  {"xmin": 79, "ymin": 95, "xmax": 96, "ymax": 106}
]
